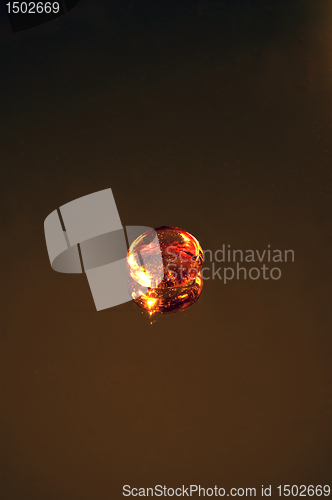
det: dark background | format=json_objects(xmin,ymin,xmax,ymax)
[{"xmin": 1, "ymin": 0, "xmax": 331, "ymax": 498}]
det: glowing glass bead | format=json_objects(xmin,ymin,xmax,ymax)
[{"xmin": 127, "ymin": 226, "xmax": 203, "ymax": 315}]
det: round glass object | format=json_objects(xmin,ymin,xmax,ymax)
[{"xmin": 127, "ymin": 226, "xmax": 203, "ymax": 314}]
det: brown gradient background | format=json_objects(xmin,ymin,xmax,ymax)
[{"xmin": 1, "ymin": 0, "xmax": 332, "ymax": 498}]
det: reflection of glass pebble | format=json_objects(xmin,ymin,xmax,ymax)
[{"xmin": 127, "ymin": 226, "xmax": 203, "ymax": 315}]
